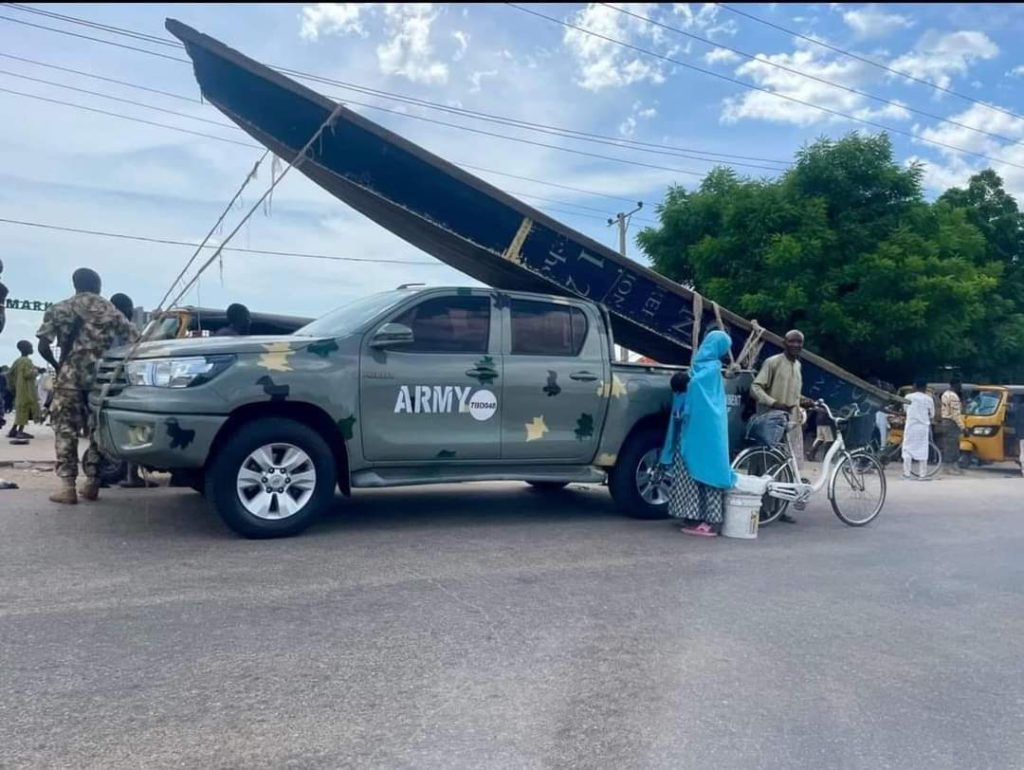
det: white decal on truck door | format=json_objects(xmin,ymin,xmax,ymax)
[
  {"xmin": 394, "ymin": 385, "xmax": 490, "ymax": 418},
  {"xmin": 468, "ymin": 390, "xmax": 497, "ymax": 422}
]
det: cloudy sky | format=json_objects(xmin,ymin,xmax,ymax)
[{"xmin": 3, "ymin": 3, "xmax": 1024, "ymax": 363}]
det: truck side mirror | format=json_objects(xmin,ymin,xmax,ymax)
[{"xmin": 371, "ymin": 323, "xmax": 414, "ymax": 349}]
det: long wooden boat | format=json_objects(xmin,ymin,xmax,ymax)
[{"xmin": 167, "ymin": 19, "xmax": 897, "ymax": 434}]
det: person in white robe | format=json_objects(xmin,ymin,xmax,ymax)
[{"xmin": 902, "ymin": 379, "xmax": 934, "ymax": 479}]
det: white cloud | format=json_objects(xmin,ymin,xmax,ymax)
[
  {"xmin": 299, "ymin": 3, "xmax": 367, "ymax": 41},
  {"xmin": 299, "ymin": 3, "xmax": 450, "ymax": 85},
  {"xmin": 841, "ymin": 6, "xmax": 913, "ymax": 39},
  {"xmin": 618, "ymin": 100, "xmax": 658, "ymax": 137},
  {"xmin": 673, "ymin": 4, "xmax": 738, "ymax": 38},
  {"xmin": 908, "ymin": 100, "xmax": 1024, "ymax": 203},
  {"xmin": 563, "ymin": 3, "xmax": 667, "ymax": 91},
  {"xmin": 721, "ymin": 41, "xmax": 909, "ymax": 126},
  {"xmin": 915, "ymin": 101, "xmax": 1024, "ymax": 158},
  {"xmin": 1007, "ymin": 65, "xmax": 1024, "ymax": 78},
  {"xmin": 376, "ymin": 4, "xmax": 449, "ymax": 85},
  {"xmin": 889, "ymin": 30, "xmax": 998, "ymax": 92},
  {"xmin": 704, "ymin": 47, "xmax": 741, "ymax": 66},
  {"xmin": 468, "ymin": 69, "xmax": 498, "ymax": 94},
  {"xmin": 452, "ymin": 30, "xmax": 469, "ymax": 62}
]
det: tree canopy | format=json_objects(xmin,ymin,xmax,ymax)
[{"xmin": 637, "ymin": 133, "xmax": 1024, "ymax": 385}]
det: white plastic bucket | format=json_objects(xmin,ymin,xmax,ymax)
[{"xmin": 723, "ymin": 473, "xmax": 769, "ymax": 540}]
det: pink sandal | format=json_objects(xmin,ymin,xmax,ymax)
[{"xmin": 681, "ymin": 522, "xmax": 718, "ymax": 537}]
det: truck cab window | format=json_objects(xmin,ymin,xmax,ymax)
[
  {"xmin": 393, "ymin": 295, "xmax": 491, "ymax": 354},
  {"xmin": 510, "ymin": 300, "xmax": 587, "ymax": 357}
]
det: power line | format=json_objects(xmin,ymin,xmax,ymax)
[
  {"xmin": 0, "ymin": 52, "xmax": 201, "ymax": 103},
  {"xmin": 0, "ymin": 69, "xmax": 716, "ymax": 180},
  {"xmin": 0, "ymin": 86, "xmax": 257, "ymax": 147},
  {"xmin": 715, "ymin": 2, "xmax": 1024, "ymax": 125},
  {"xmin": 0, "ymin": 84, "xmax": 657, "ymax": 221},
  {"xmin": 0, "ymin": 12, "xmax": 665, "ymax": 223},
  {"xmin": 342, "ymin": 98, "xmax": 709, "ymax": 178},
  {"xmin": 0, "ymin": 69, "xmax": 237, "ymax": 129},
  {"xmin": 507, "ymin": 3, "xmax": 1024, "ymax": 172},
  {"xmin": 455, "ymin": 162, "xmax": 644, "ymax": 205},
  {"xmin": 4, "ymin": 2, "xmax": 184, "ymax": 49},
  {"xmin": 0, "ymin": 216, "xmax": 443, "ymax": 266},
  {"xmin": 278, "ymin": 67, "xmax": 791, "ymax": 169},
  {"xmin": 0, "ymin": 49, "xmax": 790, "ymax": 174},
  {"xmin": 506, "ymin": 190, "xmax": 622, "ymax": 216},
  {"xmin": 0, "ymin": 14, "xmax": 189, "ymax": 63},
  {"xmin": 603, "ymin": 3, "xmax": 1024, "ymax": 150},
  {"xmin": 0, "ymin": 6, "xmax": 793, "ymax": 170}
]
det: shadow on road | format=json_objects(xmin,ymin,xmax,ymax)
[
  {"xmin": 315, "ymin": 483, "xmax": 622, "ymax": 536},
  {"xmin": 84, "ymin": 482, "xmax": 626, "ymax": 540}
]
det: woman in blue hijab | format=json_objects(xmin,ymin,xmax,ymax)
[{"xmin": 661, "ymin": 329, "xmax": 737, "ymax": 537}]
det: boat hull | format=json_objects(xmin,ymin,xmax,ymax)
[{"xmin": 167, "ymin": 19, "xmax": 896, "ymax": 443}]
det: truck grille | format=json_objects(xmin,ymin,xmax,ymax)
[{"xmin": 92, "ymin": 357, "xmax": 128, "ymax": 399}]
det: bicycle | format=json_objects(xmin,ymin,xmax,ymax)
[
  {"xmin": 864, "ymin": 414, "xmax": 942, "ymax": 479},
  {"xmin": 733, "ymin": 401, "xmax": 887, "ymax": 527}
]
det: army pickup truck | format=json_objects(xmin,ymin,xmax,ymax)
[{"xmin": 92, "ymin": 286, "xmax": 748, "ymax": 538}]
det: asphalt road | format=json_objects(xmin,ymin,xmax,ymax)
[{"xmin": 1, "ymin": 473, "xmax": 1022, "ymax": 770}]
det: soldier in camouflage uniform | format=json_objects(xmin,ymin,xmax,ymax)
[{"xmin": 36, "ymin": 268, "xmax": 137, "ymax": 504}]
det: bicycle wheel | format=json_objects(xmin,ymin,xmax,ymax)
[
  {"xmin": 922, "ymin": 439, "xmax": 942, "ymax": 479},
  {"xmin": 829, "ymin": 452, "xmax": 886, "ymax": 526},
  {"xmin": 732, "ymin": 446, "xmax": 794, "ymax": 525}
]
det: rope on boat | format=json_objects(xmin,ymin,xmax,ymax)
[
  {"xmin": 98, "ymin": 104, "xmax": 346, "ymax": 406},
  {"xmin": 690, "ymin": 289, "xmax": 766, "ymax": 376}
]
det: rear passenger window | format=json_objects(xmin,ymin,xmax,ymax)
[
  {"xmin": 510, "ymin": 300, "xmax": 588, "ymax": 357},
  {"xmin": 393, "ymin": 295, "xmax": 490, "ymax": 354}
]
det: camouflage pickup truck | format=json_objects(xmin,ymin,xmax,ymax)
[{"xmin": 92, "ymin": 287, "xmax": 749, "ymax": 538}]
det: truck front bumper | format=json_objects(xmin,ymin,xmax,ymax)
[{"xmin": 96, "ymin": 408, "xmax": 227, "ymax": 469}]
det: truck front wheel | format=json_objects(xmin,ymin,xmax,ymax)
[
  {"xmin": 609, "ymin": 428, "xmax": 671, "ymax": 520},
  {"xmin": 206, "ymin": 418, "xmax": 337, "ymax": 539}
]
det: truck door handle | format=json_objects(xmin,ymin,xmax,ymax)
[
  {"xmin": 570, "ymin": 371, "xmax": 599, "ymax": 382},
  {"xmin": 466, "ymin": 367, "xmax": 497, "ymax": 379}
]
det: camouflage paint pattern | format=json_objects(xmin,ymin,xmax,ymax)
[{"xmin": 94, "ymin": 288, "xmax": 724, "ymax": 487}]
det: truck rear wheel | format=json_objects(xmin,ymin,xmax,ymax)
[
  {"xmin": 609, "ymin": 427, "xmax": 670, "ymax": 520},
  {"xmin": 206, "ymin": 418, "xmax": 337, "ymax": 539}
]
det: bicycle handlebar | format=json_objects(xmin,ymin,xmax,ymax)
[{"xmin": 814, "ymin": 400, "xmax": 866, "ymax": 424}]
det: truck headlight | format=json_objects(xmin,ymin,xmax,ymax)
[
  {"xmin": 971, "ymin": 426, "xmax": 998, "ymax": 437},
  {"xmin": 125, "ymin": 355, "xmax": 233, "ymax": 388}
]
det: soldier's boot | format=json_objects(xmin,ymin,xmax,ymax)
[
  {"xmin": 49, "ymin": 478, "xmax": 78, "ymax": 505},
  {"xmin": 79, "ymin": 477, "xmax": 100, "ymax": 502}
]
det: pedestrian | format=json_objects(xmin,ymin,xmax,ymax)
[
  {"xmin": 902, "ymin": 379, "xmax": 935, "ymax": 480},
  {"xmin": 2, "ymin": 370, "xmax": 12, "ymax": 415},
  {"xmin": 214, "ymin": 303, "xmax": 252, "ymax": 337},
  {"xmin": 939, "ymin": 377, "xmax": 966, "ymax": 475},
  {"xmin": 109, "ymin": 293, "xmax": 135, "ymax": 337},
  {"xmin": 36, "ymin": 268, "xmax": 137, "ymax": 505},
  {"xmin": 0, "ymin": 366, "xmax": 9, "ymax": 414},
  {"xmin": 109, "ymin": 292, "xmax": 151, "ymax": 489},
  {"xmin": 7, "ymin": 340, "xmax": 41, "ymax": 440},
  {"xmin": 37, "ymin": 368, "xmax": 54, "ymax": 424},
  {"xmin": 1012, "ymin": 399, "xmax": 1024, "ymax": 479},
  {"xmin": 35, "ymin": 368, "xmax": 46, "ymax": 415},
  {"xmin": 662, "ymin": 330, "xmax": 737, "ymax": 537},
  {"xmin": 750, "ymin": 329, "xmax": 814, "ymax": 522}
]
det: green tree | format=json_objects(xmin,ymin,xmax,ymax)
[{"xmin": 637, "ymin": 133, "xmax": 1024, "ymax": 384}]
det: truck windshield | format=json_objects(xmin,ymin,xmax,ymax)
[
  {"xmin": 965, "ymin": 391, "xmax": 1001, "ymax": 417},
  {"xmin": 294, "ymin": 291, "xmax": 411, "ymax": 338}
]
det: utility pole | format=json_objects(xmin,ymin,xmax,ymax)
[
  {"xmin": 608, "ymin": 202, "xmax": 643, "ymax": 363},
  {"xmin": 607, "ymin": 201, "xmax": 643, "ymax": 258}
]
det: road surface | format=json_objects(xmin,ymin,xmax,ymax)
[{"xmin": 1, "ymin": 472, "xmax": 1022, "ymax": 769}]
